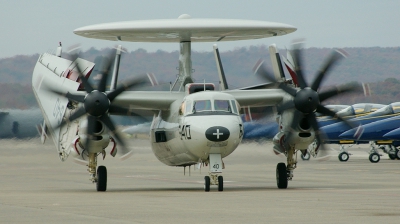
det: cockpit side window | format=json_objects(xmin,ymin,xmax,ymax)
[
  {"xmin": 392, "ymin": 103, "xmax": 400, "ymax": 113},
  {"xmin": 230, "ymin": 100, "xmax": 238, "ymax": 114},
  {"xmin": 214, "ymin": 100, "xmax": 231, "ymax": 112},
  {"xmin": 337, "ymin": 106, "xmax": 355, "ymax": 117},
  {"xmin": 185, "ymin": 100, "xmax": 192, "ymax": 114},
  {"xmin": 193, "ymin": 100, "xmax": 212, "ymax": 112},
  {"xmin": 179, "ymin": 101, "xmax": 185, "ymax": 115}
]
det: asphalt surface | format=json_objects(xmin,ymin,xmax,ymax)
[{"xmin": 0, "ymin": 138, "xmax": 399, "ymax": 223}]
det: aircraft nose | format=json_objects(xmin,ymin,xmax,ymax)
[
  {"xmin": 320, "ymin": 122, "xmax": 350, "ymax": 140},
  {"xmin": 205, "ymin": 126, "xmax": 230, "ymax": 142}
]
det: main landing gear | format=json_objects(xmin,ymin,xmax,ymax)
[
  {"xmin": 276, "ymin": 147, "xmax": 297, "ymax": 189},
  {"xmin": 88, "ymin": 152, "xmax": 107, "ymax": 191},
  {"xmin": 338, "ymin": 144, "xmax": 352, "ymax": 162},
  {"xmin": 204, "ymin": 154, "xmax": 224, "ymax": 192}
]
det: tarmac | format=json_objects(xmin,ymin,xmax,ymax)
[{"xmin": 0, "ymin": 138, "xmax": 399, "ymax": 223}]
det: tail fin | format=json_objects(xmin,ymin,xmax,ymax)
[
  {"xmin": 268, "ymin": 44, "xmax": 286, "ymax": 81},
  {"xmin": 213, "ymin": 44, "xmax": 229, "ymax": 90},
  {"xmin": 281, "ymin": 49, "xmax": 299, "ymax": 86}
]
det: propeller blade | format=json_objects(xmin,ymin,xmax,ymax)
[
  {"xmin": 65, "ymin": 92, "xmax": 85, "ymax": 103},
  {"xmin": 107, "ymin": 75, "xmax": 149, "ymax": 101},
  {"xmin": 305, "ymin": 113, "xmax": 325, "ymax": 144},
  {"xmin": 84, "ymin": 115, "xmax": 96, "ymax": 151},
  {"xmin": 278, "ymin": 82, "xmax": 298, "ymax": 97},
  {"xmin": 316, "ymin": 105, "xmax": 355, "ymax": 129},
  {"xmin": 305, "ymin": 113, "xmax": 331, "ymax": 159},
  {"xmin": 55, "ymin": 106, "xmax": 87, "ymax": 129},
  {"xmin": 68, "ymin": 106, "xmax": 87, "ymax": 122},
  {"xmin": 253, "ymin": 59, "xmax": 297, "ymax": 96},
  {"xmin": 74, "ymin": 60, "xmax": 94, "ymax": 93},
  {"xmin": 108, "ymin": 105, "xmax": 141, "ymax": 116},
  {"xmin": 285, "ymin": 110, "xmax": 303, "ymax": 142},
  {"xmin": 277, "ymin": 101, "xmax": 295, "ymax": 114},
  {"xmin": 318, "ymin": 83, "xmax": 360, "ymax": 102},
  {"xmin": 291, "ymin": 43, "xmax": 307, "ymax": 89},
  {"xmin": 311, "ymin": 49, "xmax": 347, "ymax": 91},
  {"xmin": 47, "ymin": 89, "xmax": 86, "ymax": 103},
  {"xmin": 253, "ymin": 59, "xmax": 276, "ymax": 82},
  {"xmin": 99, "ymin": 115, "xmax": 130, "ymax": 155}
]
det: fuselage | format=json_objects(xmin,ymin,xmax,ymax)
[{"xmin": 150, "ymin": 91, "xmax": 243, "ymax": 166}]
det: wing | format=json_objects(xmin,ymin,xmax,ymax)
[
  {"xmin": 223, "ymin": 89, "xmax": 285, "ymax": 107},
  {"xmin": 105, "ymin": 91, "xmax": 185, "ymax": 110}
]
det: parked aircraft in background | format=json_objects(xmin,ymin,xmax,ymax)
[
  {"xmin": 336, "ymin": 114, "xmax": 400, "ymax": 162},
  {"xmin": 0, "ymin": 108, "xmax": 42, "ymax": 139},
  {"xmin": 321, "ymin": 102, "xmax": 400, "ymax": 162}
]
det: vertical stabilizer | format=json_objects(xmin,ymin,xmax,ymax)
[
  {"xmin": 268, "ymin": 44, "xmax": 285, "ymax": 81},
  {"xmin": 110, "ymin": 45, "xmax": 123, "ymax": 91},
  {"xmin": 281, "ymin": 49, "xmax": 299, "ymax": 86},
  {"xmin": 213, "ymin": 44, "xmax": 229, "ymax": 90}
]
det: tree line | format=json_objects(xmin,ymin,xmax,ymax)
[{"xmin": 0, "ymin": 46, "xmax": 399, "ymax": 109}]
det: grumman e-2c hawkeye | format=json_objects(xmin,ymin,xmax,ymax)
[{"xmin": 32, "ymin": 14, "xmax": 355, "ymax": 191}]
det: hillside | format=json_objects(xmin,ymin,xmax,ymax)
[{"xmin": 0, "ymin": 46, "xmax": 400, "ymax": 109}]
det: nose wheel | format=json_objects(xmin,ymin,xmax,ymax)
[{"xmin": 204, "ymin": 174, "xmax": 223, "ymax": 192}]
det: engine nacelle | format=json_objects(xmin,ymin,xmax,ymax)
[
  {"xmin": 77, "ymin": 119, "xmax": 111, "ymax": 154},
  {"xmin": 272, "ymin": 131, "xmax": 286, "ymax": 155}
]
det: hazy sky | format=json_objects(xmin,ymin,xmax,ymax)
[{"xmin": 1, "ymin": 0, "xmax": 399, "ymax": 58}]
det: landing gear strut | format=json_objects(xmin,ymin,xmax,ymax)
[
  {"xmin": 368, "ymin": 142, "xmax": 381, "ymax": 163},
  {"xmin": 276, "ymin": 147, "xmax": 296, "ymax": 189},
  {"xmin": 88, "ymin": 152, "xmax": 107, "ymax": 191},
  {"xmin": 204, "ymin": 154, "xmax": 223, "ymax": 192}
]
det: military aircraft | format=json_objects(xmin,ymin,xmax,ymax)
[
  {"xmin": 0, "ymin": 108, "xmax": 42, "ymax": 139},
  {"xmin": 321, "ymin": 102, "xmax": 400, "ymax": 161},
  {"xmin": 32, "ymin": 14, "xmax": 357, "ymax": 192},
  {"xmin": 338, "ymin": 114, "xmax": 400, "ymax": 162}
]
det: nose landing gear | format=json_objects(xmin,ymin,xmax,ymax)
[
  {"xmin": 204, "ymin": 153, "xmax": 224, "ymax": 192},
  {"xmin": 204, "ymin": 173, "xmax": 223, "ymax": 192}
]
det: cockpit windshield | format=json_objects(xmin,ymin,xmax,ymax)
[
  {"xmin": 391, "ymin": 102, "xmax": 400, "ymax": 113},
  {"xmin": 193, "ymin": 100, "xmax": 212, "ymax": 112},
  {"xmin": 214, "ymin": 100, "xmax": 231, "ymax": 112},
  {"xmin": 365, "ymin": 105, "xmax": 393, "ymax": 117},
  {"xmin": 185, "ymin": 98, "xmax": 239, "ymax": 115}
]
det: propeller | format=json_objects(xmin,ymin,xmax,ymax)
[
  {"xmin": 50, "ymin": 49, "xmax": 149, "ymax": 157},
  {"xmin": 254, "ymin": 42, "xmax": 360, "ymax": 152}
]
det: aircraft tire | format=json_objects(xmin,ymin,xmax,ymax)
[
  {"xmin": 276, "ymin": 163, "xmax": 288, "ymax": 189},
  {"xmin": 396, "ymin": 149, "xmax": 400, "ymax": 160},
  {"xmin": 204, "ymin": 176, "xmax": 210, "ymax": 192},
  {"xmin": 218, "ymin": 176, "xmax": 223, "ymax": 191},
  {"xmin": 338, "ymin": 152, "xmax": 349, "ymax": 162},
  {"xmin": 369, "ymin": 153, "xmax": 380, "ymax": 163},
  {"xmin": 389, "ymin": 153, "xmax": 397, "ymax": 160},
  {"xmin": 301, "ymin": 152, "xmax": 310, "ymax": 161},
  {"xmin": 96, "ymin": 166, "xmax": 107, "ymax": 192}
]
